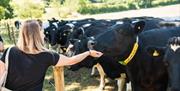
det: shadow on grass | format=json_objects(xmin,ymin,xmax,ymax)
[{"xmin": 43, "ymin": 67, "xmax": 117, "ymax": 91}]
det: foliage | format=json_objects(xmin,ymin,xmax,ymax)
[
  {"xmin": 61, "ymin": 0, "xmax": 80, "ymax": 17},
  {"xmin": 0, "ymin": 0, "xmax": 14, "ymax": 20},
  {"xmin": 0, "ymin": 6, "xmax": 5, "ymax": 19},
  {"xmin": 10, "ymin": 0, "xmax": 45, "ymax": 19},
  {"xmin": 78, "ymin": 0, "xmax": 180, "ymax": 14},
  {"xmin": 1, "ymin": 0, "xmax": 179, "ymax": 19},
  {"xmin": 45, "ymin": 0, "xmax": 80, "ymax": 18}
]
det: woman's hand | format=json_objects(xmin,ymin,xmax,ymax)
[{"xmin": 89, "ymin": 50, "xmax": 103, "ymax": 57}]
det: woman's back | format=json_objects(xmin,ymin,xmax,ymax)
[
  {"xmin": 0, "ymin": 20, "xmax": 102, "ymax": 91},
  {"xmin": 1, "ymin": 47, "xmax": 59, "ymax": 91}
]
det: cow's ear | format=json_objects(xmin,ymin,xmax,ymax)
[
  {"xmin": 133, "ymin": 21, "xmax": 145, "ymax": 34},
  {"xmin": 146, "ymin": 46, "xmax": 166, "ymax": 57}
]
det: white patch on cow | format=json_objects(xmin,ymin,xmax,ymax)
[
  {"xmin": 170, "ymin": 44, "xmax": 180, "ymax": 52},
  {"xmin": 66, "ymin": 44, "xmax": 75, "ymax": 57},
  {"xmin": 66, "ymin": 44, "xmax": 74, "ymax": 52},
  {"xmin": 88, "ymin": 20, "xmax": 92, "ymax": 22},
  {"xmin": 66, "ymin": 23, "xmax": 75, "ymax": 28},
  {"xmin": 42, "ymin": 22, "xmax": 50, "ymax": 29},
  {"xmin": 132, "ymin": 20, "xmax": 140, "ymax": 24},
  {"xmin": 52, "ymin": 22, "xmax": 58, "ymax": 28},
  {"xmin": 106, "ymin": 20, "xmax": 111, "ymax": 21},
  {"xmin": 80, "ymin": 27, "xmax": 85, "ymax": 34},
  {"xmin": 72, "ymin": 21, "xmax": 77, "ymax": 24},
  {"xmin": 126, "ymin": 82, "xmax": 132, "ymax": 91},
  {"xmin": 78, "ymin": 40, "xmax": 81, "ymax": 42},
  {"xmin": 116, "ymin": 21, "xmax": 124, "ymax": 24},
  {"xmin": 90, "ymin": 36, "xmax": 95, "ymax": 40},
  {"xmin": 82, "ymin": 23, "xmax": 91, "ymax": 28}
]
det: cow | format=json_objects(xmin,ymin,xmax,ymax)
[
  {"xmin": 65, "ymin": 20, "xmax": 130, "ymax": 91},
  {"xmin": 159, "ymin": 21, "xmax": 180, "ymax": 29},
  {"xmin": 91, "ymin": 19, "xmax": 180, "ymax": 91},
  {"xmin": 146, "ymin": 37, "xmax": 180, "ymax": 91},
  {"xmin": 42, "ymin": 18, "xmax": 73, "ymax": 52},
  {"xmin": 43, "ymin": 20, "xmax": 59, "ymax": 46},
  {"xmin": 42, "ymin": 18, "xmax": 98, "ymax": 53},
  {"xmin": 162, "ymin": 37, "xmax": 180, "ymax": 91},
  {"xmin": 67, "ymin": 17, "xmax": 168, "ymax": 91},
  {"xmin": 14, "ymin": 20, "xmax": 21, "ymax": 30}
]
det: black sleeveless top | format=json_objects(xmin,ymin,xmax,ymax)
[
  {"xmin": 0, "ymin": 47, "xmax": 59, "ymax": 91},
  {"xmin": 0, "ymin": 35, "xmax": 3, "ymax": 42}
]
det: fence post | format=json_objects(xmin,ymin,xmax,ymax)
[{"xmin": 53, "ymin": 66, "xmax": 64, "ymax": 91}]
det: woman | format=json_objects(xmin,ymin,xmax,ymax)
[
  {"xmin": 0, "ymin": 20, "xmax": 103, "ymax": 91},
  {"xmin": 0, "ymin": 35, "xmax": 4, "ymax": 52}
]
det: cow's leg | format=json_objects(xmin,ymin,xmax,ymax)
[
  {"xmin": 116, "ymin": 73, "xmax": 126, "ymax": 91},
  {"xmin": 126, "ymin": 81, "xmax": 132, "ymax": 91},
  {"xmin": 95, "ymin": 63, "xmax": 105, "ymax": 90},
  {"xmin": 91, "ymin": 65, "xmax": 97, "ymax": 76}
]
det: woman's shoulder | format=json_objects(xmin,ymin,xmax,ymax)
[{"xmin": 5, "ymin": 46, "xmax": 59, "ymax": 57}]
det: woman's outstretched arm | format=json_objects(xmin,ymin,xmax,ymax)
[{"xmin": 55, "ymin": 50, "xmax": 103, "ymax": 67}]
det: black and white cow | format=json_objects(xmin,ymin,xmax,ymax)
[
  {"xmin": 92, "ymin": 20, "xmax": 180, "ymax": 91},
  {"xmin": 42, "ymin": 18, "xmax": 98, "ymax": 53},
  {"xmin": 65, "ymin": 19, "xmax": 129, "ymax": 91},
  {"xmin": 43, "ymin": 20, "xmax": 59, "ymax": 46},
  {"xmin": 67, "ymin": 17, "xmax": 168, "ymax": 91},
  {"xmin": 146, "ymin": 37, "xmax": 180, "ymax": 91},
  {"xmin": 163, "ymin": 37, "xmax": 180, "ymax": 91},
  {"xmin": 14, "ymin": 20, "xmax": 21, "ymax": 30}
]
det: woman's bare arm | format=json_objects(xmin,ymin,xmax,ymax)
[
  {"xmin": 0, "ymin": 61, "xmax": 5, "ymax": 77},
  {"xmin": 55, "ymin": 50, "xmax": 103, "ymax": 67},
  {"xmin": 0, "ymin": 42, "xmax": 4, "ymax": 52}
]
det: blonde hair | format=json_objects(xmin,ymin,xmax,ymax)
[{"xmin": 17, "ymin": 20, "xmax": 46, "ymax": 53}]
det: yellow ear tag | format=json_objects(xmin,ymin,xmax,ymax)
[{"xmin": 153, "ymin": 50, "xmax": 159, "ymax": 56}]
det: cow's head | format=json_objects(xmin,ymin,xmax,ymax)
[
  {"xmin": 58, "ymin": 23, "xmax": 75, "ymax": 46},
  {"xmin": 94, "ymin": 21, "xmax": 145, "ymax": 58},
  {"xmin": 164, "ymin": 37, "xmax": 180, "ymax": 91},
  {"xmin": 43, "ymin": 21, "xmax": 59, "ymax": 46},
  {"xmin": 144, "ymin": 46, "xmax": 168, "ymax": 91},
  {"xmin": 66, "ymin": 36, "xmax": 98, "ymax": 70},
  {"xmin": 65, "ymin": 25, "xmax": 92, "ymax": 56}
]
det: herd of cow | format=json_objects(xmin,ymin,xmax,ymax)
[{"xmin": 41, "ymin": 17, "xmax": 180, "ymax": 91}]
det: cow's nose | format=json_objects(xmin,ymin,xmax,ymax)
[
  {"xmin": 90, "ymin": 42, "xmax": 95, "ymax": 46},
  {"xmin": 88, "ymin": 40, "xmax": 96, "ymax": 49}
]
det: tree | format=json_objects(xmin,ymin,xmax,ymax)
[
  {"xmin": 0, "ymin": 0, "xmax": 14, "ymax": 20},
  {"xmin": 0, "ymin": 6, "xmax": 5, "ymax": 19},
  {"xmin": 10, "ymin": 0, "xmax": 45, "ymax": 19}
]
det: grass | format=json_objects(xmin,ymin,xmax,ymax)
[{"xmin": 43, "ymin": 67, "xmax": 117, "ymax": 91}]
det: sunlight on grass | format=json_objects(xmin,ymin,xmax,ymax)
[{"xmin": 65, "ymin": 83, "xmax": 81, "ymax": 91}]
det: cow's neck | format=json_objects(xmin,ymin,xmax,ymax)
[{"xmin": 118, "ymin": 36, "xmax": 140, "ymax": 65}]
